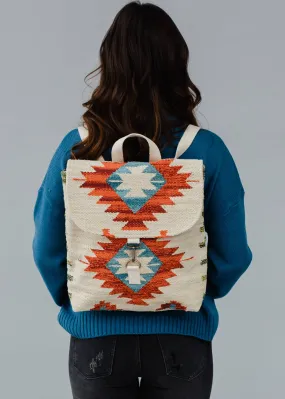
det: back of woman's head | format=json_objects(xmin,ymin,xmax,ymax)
[{"xmin": 75, "ymin": 1, "xmax": 201, "ymax": 160}]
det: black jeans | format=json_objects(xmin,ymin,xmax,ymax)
[{"xmin": 69, "ymin": 334, "xmax": 213, "ymax": 399}]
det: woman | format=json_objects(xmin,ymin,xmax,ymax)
[{"xmin": 33, "ymin": 2, "xmax": 252, "ymax": 398}]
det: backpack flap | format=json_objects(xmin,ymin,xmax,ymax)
[{"xmin": 65, "ymin": 158, "xmax": 204, "ymax": 239}]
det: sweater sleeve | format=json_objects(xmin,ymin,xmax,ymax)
[
  {"xmin": 204, "ymin": 135, "xmax": 252, "ymax": 299},
  {"xmin": 32, "ymin": 129, "xmax": 80, "ymax": 306}
]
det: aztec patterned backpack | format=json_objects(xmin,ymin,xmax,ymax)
[{"xmin": 62, "ymin": 124, "xmax": 207, "ymax": 312}]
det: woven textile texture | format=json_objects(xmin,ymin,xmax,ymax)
[{"xmin": 62, "ymin": 159, "xmax": 207, "ymax": 312}]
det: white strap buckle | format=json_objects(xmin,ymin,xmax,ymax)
[
  {"xmin": 126, "ymin": 261, "xmax": 141, "ymax": 285},
  {"xmin": 126, "ymin": 238, "xmax": 141, "ymax": 285}
]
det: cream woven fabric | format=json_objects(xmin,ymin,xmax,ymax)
[{"xmin": 62, "ymin": 126, "xmax": 207, "ymax": 312}]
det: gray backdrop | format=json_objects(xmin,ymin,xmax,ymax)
[{"xmin": 0, "ymin": 0, "xmax": 284, "ymax": 398}]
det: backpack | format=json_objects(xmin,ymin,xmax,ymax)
[{"xmin": 62, "ymin": 124, "xmax": 207, "ymax": 312}]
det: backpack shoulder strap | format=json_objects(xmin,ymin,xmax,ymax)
[
  {"xmin": 175, "ymin": 124, "xmax": 200, "ymax": 158},
  {"xmin": 77, "ymin": 125, "xmax": 105, "ymax": 161},
  {"xmin": 78, "ymin": 125, "xmax": 88, "ymax": 140}
]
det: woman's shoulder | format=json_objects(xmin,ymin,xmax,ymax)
[
  {"xmin": 58, "ymin": 126, "xmax": 228, "ymax": 162},
  {"xmin": 60, "ymin": 128, "xmax": 82, "ymax": 150},
  {"xmin": 42, "ymin": 128, "xmax": 81, "ymax": 183},
  {"xmin": 195, "ymin": 128, "xmax": 227, "ymax": 153},
  {"xmin": 178, "ymin": 127, "xmax": 228, "ymax": 160},
  {"xmin": 51, "ymin": 128, "xmax": 82, "ymax": 163},
  {"xmin": 179, "ymin": 127, "xmax": 240, "ymax": 188}
]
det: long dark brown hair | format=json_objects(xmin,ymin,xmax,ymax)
[{"xmin": 73, "ymin": 1, "xmax": 201, "ymax": 161}]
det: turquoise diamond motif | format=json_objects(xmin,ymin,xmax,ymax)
[
  {"xmin": 106, "ymin": 242, "xmax": 162, "ymax": 292},
  {"xmin": 107, "ymin": 162, "xmax": 166, "ymax": 213}
]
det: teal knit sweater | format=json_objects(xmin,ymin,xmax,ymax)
[{"xmin": 32, "ymin": 127, "xmax": 252, "ymax": 340}]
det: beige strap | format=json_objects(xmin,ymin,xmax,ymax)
[
  {"xmin": 78, "ymin": 126, "xmax": 88, "ymax": 140},
  {"xmin": 111, "ymin": 133, "xmax": 161, "ymax": 162},
  {"xmin": 175, "ymin": 125, "xmax": 200, "ymax": 158},
  {"xmin": 77, "ymin": 126, "xmax": 104, "ymax": 161}
]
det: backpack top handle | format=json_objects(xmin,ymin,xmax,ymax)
[{"xmin": 111, "ymin": 133, "xmax": 162, "ymax": 163}]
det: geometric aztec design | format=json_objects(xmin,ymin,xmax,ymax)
[
  {"xmin": 91, "ymin": 301, "xmax": 117, "ymax": 311},
  {"xmin": 156, "ymin": 301, "xmax": 187, "ymax": 311},
  {"xmin": 83, "ymin": 233, "xmax": 186, "ymax": 306},
  {"xmin": 106, "ymin": 162, "xmax": 166, "ymax": 213},
  {"xmin": 106, "ymin": 241, "xmax": 162, "ymax": 292},
  {"xmin": 79, "ymin": 160, "xmax": 197, "ymax": 231}
]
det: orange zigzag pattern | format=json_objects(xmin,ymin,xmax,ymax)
[
  {"xmin": 79, "ymin": 160, "xmax": 196, "ymax": 230},
  {"xmin": 84, "ymin": 234, "xmax": 184, "ymax": 306}
]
